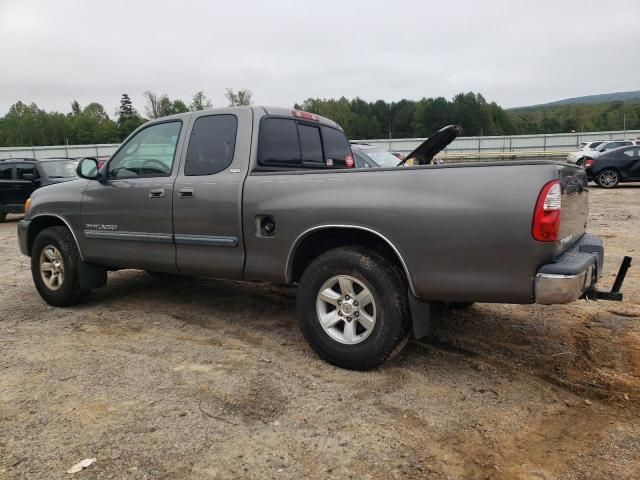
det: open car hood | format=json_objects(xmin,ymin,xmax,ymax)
[{"xmin": 398, "ymin": 125, "xmax": 463, "ymax": 166}]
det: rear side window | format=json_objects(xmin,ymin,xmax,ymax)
[
  {"xmin": 185, "ymin": 115, "xmax": 238, "ymax": 176},
  {"xmin": 258, "ymin": 117, "xmax": 352, "ymax": 169},
  {"xmin": 259, "ymin": 118, "xmax": 301, "ymax": 166},
  {"xmin": 16, "ymin": 163, "xmax": 38, "ymax": 179},
  {"xmin": 623, "ymin": 148, "xmax": 640, "ymax": 158},
  {"xmin": 0, "ymin": 164, "xmax": 13, "ymax": 180}
]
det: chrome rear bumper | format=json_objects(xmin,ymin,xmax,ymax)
[{"xmin": 534, "ymin": 234, "xmax": 602, "ymax": 305}]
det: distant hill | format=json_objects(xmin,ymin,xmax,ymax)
[{"xmin": 511, "ymin": 90, "xmax": 640, "ymax": 111}]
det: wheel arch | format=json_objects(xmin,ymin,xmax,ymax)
[
  {"xmin": 286, "ymin": 225, "xmax": 418, "ymax": 297},
  {"xmin": 27, "ymin": 214, "xmax": 84, "ymax": 260}
]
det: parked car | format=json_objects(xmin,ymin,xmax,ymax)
[
  {"xmin": 584, "ymin": 145, "xmax": 640, "ymax": 188},
  {"xmin": 17, "ymin": 106, "xmax": 630, "ymax": 370},
  {"xmin": 569, "ymin": 140, "xmax": 640, "ymax": 167},
  {"xmin": 0, "ymin": 157, "xmax": 79, "ymax": 221},
  {"xmin": 566, "ymin": 141, "xmax": 605, "ymax": 164},
  {"xmin": 350, "ymin": 143, "xmax": 403, "ymax": 168}
]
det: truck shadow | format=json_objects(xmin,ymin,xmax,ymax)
[{"xmin": 88, "ymin": 270, "xmax": 640, "ymax": 400}]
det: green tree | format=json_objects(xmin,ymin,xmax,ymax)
[
  {"xmin": 224, "ymin": 88, "xmax": 253, "ymax": 106},
  {"xmin": 117, "ymin": 93, "xmax": 145, "ymax": 140},
  {"xmin": 190, "ymin": 91, "xmax": 212, "ymax": 111}
]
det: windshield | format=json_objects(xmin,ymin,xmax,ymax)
[
  {"xmin": 362, "ymin": 149, "xmax": 401, "ymax": 168},
  {"xmin": 39, "ymin": 160, "xmax": 78, "ymax": 178}
]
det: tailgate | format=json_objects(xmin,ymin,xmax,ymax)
[{"xmin": 557, "ymin": 164, "xmax": 589, "ymax": 248}]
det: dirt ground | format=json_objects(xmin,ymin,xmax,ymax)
[{"xmin": 1, "ymin": 186, "xmax": 639, "ymax": 480}]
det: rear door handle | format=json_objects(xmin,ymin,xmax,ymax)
[
  {"xmin": 149, "ymin": 188, "xmax": 165, "ymax": 198},
  {"xmin": 178, "ymin": 188, "xmax": 194, "ymax": 198}
]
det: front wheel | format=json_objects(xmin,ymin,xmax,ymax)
[
  {"xmin": 31, "ymin": 226, "xmax": 90, "ymax": 306},
  {"xmin": 296, "ymin": 247, "xmax": 410, "ymax": 370},
  {"xmin": 596, "ymin": 169, "xmax": 620, "ymax": 188}
]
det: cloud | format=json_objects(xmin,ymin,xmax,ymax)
[{"xmin": 1, "ymin": 0, "xmax": 638, "ymax": 115}]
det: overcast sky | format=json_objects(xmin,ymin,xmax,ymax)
[{"xmin": 1, "ymin": 0, "xmax": 639, "ymax": 116}]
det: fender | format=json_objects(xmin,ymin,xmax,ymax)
[
  {"xmin": 29, "ymin": 213, "xmax": 85, "ymax": 261},
  {"xmin": 285, "ymin": 224, "xmax": 419, "ymax": 298}
]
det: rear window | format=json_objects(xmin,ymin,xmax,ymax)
[
  {"xmin": 321, "ymin": 126, "xmax": 352, "ymax": 167},
  {"xmin": 258, "ymin": 117, "xmax": 351, "ymax": 169},
  {"xmin": 185, "ymin": 114, "xmax": 238, "ymax": 176},
  {"xmin": 298, "ymin": 124, "xmax": 323, "ymax": 163}
]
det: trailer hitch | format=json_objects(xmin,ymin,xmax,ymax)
[{"xmin": 584, "ymin": 256, "xmax": 632, "ymax": 301}]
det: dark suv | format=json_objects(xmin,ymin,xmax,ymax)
[{"xmin": 0, "ymin": 157, "xmax": 78, "ymax": 221}]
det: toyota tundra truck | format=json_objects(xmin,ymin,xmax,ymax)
[{"xmin": 17, "ymin": 106, "xmax": 631, "ymax": 370}]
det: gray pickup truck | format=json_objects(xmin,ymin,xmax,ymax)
[{"xmin": 17, "ymin": 106, "xmax": 630, "ymax": 370}]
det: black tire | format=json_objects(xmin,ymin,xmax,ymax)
[
  {"xmin": 596, "ymin": 168, "xmax": 620, "ymax": 188},
  {"xmin": 0, "ymin": 212, "xmax": 6, "ymax": 222},
  {"xmin": 576, "ymin": 158, "xmax": 585, "ymax": 168},
  {"xmin": 296, "ymin": 247, "xmax": 410, "ymax": 370},
  {"xmin": 31, "ymin": 226, "xmax": 90, "ymax": 307}
]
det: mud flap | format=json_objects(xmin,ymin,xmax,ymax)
[
  {"xmin": 78, "ymin": 261, "xmax": 107, "ymax": 289},
  {"xmin": 408, "ymin": 293, "xmax": 431, "ymax": 339}
]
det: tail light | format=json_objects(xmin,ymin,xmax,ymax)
[
  {"xmin": 584, "ymin": 158, "xmax": 594, "ymax": 168},
  {"xmin": 292, "ymin": 110, "xmax": 319, "ymax": 121},
  {"xmin": 532, "ymin": 180, "xmax": 561, "ymax": 242}
]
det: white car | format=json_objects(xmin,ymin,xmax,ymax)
[
  {"xmin": 566, "ymin": 141, "xmax": 605, "ymax": 164},
  {"xmin": 568, "ymin": 140, "xmax": 639, "ymax": 166}
]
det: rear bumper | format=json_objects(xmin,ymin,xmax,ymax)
[
  {"xmin": 17, "ymin": 219, "xmax": 30, "ymax": 256},
  {"xmin": 535, "ymin": 233, "xmax": 603, "ymax": 304}
]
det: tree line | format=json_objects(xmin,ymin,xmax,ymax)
[
  {"xmin": 1, "ymin": 89, "xmax": 639, "ymax": 147},
  {"xmin": 297, "ymin": 93, "xmax": 640, "ymax": 139},
  {"xmin": 0, "ymin": 89, "xmax": 252, "ymax": 147}
]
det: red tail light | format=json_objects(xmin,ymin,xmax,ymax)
[
  {"xmin": 292, "ymin": 110, "xmax": 318, "ymax": 121},
  {"xmin": 585, "ymin": 158, "xmax": 594, "ymax": 167},
  {"xmin": 532, "ymin": 180, "xmax": 561, "ymax": 242}
]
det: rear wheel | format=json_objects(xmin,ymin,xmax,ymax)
[
  {"xmin": 296, "ymin": 247, "xmax": 410, "ymax": 370},
  {"xmin": 596, "ymin": 169, "xmax": 620, "ymax": 188},
  {"xmin": 31, "ymin": 226, "xmax": 89, "ymax": 306}
]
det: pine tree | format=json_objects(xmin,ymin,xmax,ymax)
[
  {"xmin": 71, "ymin": 100, "xmax": 81, "ymax": 116},
  {"xmin": 117, "ymin": 94, "xmax": 137, "ymax": 125}
]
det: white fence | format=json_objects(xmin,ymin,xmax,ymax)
[
  {"xmin": 1, "ymin": 129, "xmax": 639, "ymax": 160},
  {"xmin": 0, "ymin": 144, "xmax": 118, "ymax": 160},
  {"xmin": 354, "ymin": 129, "xmax": 640, "ymax": 154}
]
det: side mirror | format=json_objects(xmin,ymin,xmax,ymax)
[{"xmin": 76, "ymin": 157, "xmax": 101, "ymax": 180}]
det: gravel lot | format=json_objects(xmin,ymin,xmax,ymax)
[{"xmin": 1, "ymin": 186, "xmax": 639, "ymax": 480}]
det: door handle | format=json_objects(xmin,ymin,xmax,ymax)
[
  {"xmin": 178, "ymin": 188, "xmax": 194, "ymax": 198},
  {"xmin": 149, "ymin": 188, "xmax": 165, "ymax": 198}
]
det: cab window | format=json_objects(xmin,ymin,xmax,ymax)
[
  {"xmin": 184, "ymin": 115, "xmax": 238, "ymax": 176},
  {"xmin": 107, "ymin": 121, "xmax": 182, "ymax": 179}
]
